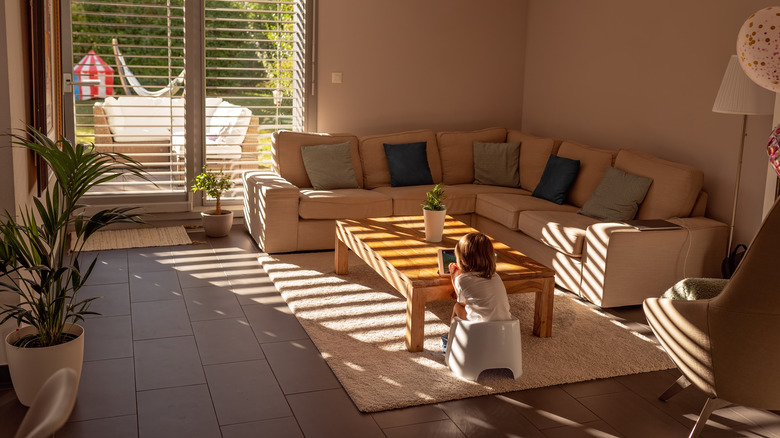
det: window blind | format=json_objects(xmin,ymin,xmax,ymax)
[{"xmin": 70, "ymin": 0, "xmax": 307, "ymax": 201}]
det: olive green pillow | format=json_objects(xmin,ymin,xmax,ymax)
[
  {"xmin": 661, "ymin": 278, "xmax": 728, "ymax": 300},
  {"xmin": 578, "ymin": 166, "xmax": 653, "ymax": 221},
  {"xmin": 473, "ymin": 141, "xmax": 521, "ymax": 187},
  {"xmin": 300, "ymin": 142, "xmax": 359, "ymax": 190}
]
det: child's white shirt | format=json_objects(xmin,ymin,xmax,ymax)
[{"xmin": 454, "ymin": 272, "xmax": 512, "ymax": 322}]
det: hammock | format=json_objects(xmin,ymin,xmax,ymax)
[{"xmin": 112, "ymin": 39, "xmax": 185, "ymax": 98}]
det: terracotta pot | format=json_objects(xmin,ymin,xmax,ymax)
[
  {"xmin": 201, "ymin": 209, "xmax": 234, "ymax": 237},
  {"xmin": 423, "ymin": 208, "xmax": 447, "ymax": 243},
  {"xmin": 5, "ymin": 323, "xmax": 84, "ymax": 407}
]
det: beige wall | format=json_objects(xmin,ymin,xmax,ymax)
[
  {"xmin": 0, "ymin": 0, "xmax": 32, "ymax": 366},
  {"xmin": 1, "ymin": 0, "xmax": 34, "ymax": 217},
  {"xmin": 522, "ymin": 0, "xmax": 777, "ymax": 249},
  {"xmin": 316, "ymin": 0, "xmax": 528, "ymax": 137}
]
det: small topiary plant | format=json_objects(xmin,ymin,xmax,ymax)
[
  {"xmin": 422, "ymin": 183, "xmax": 447, "ymax": 211},
  {"xmin": 191, "ymin": 166, "xmax": 232, "ymax": 215}
]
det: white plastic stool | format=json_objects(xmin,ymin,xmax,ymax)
[{"xmin": 444, "ymin": 316, "xmax": 523, "ymax": 381}]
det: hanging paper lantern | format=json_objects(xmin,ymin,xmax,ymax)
[
  {"xmin": 767, "ymin": 125, "xmax": 780, "ymax": 178},
  {"xmin": 737, "ymin": 7, "xmax": 780, "ymax": 93}
]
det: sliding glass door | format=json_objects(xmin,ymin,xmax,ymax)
[{"xmin": 64, "ymin": 0, "xmax": 311, "ymax": 208}]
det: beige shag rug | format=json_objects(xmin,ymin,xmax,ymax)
[
  {"xmin": 258, "ymin": 251, "xmax": 675, "ymax": 413},
  {"xmin": 77, "ymin": 226, "xmax": 192, "ymax": 252}
]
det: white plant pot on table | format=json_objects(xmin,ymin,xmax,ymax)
[{"xmin": 423, "ymin": 208, "xmax": 447, "ymax": 243}]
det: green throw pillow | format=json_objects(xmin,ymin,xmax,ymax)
[
  {"xmin": 301, "ymin": 142, "xmax": 359, "ymax": 190},
  {"xmin": 578, "ymin": 166, "xmax": 652, "ymax": 221},
  {"xmin": 473, "ymin": 141, "xmax": 521, "ymax": 187},
  {"xmin": 661, "ymin": 278, "xmax": 728, "ymax": 300}
]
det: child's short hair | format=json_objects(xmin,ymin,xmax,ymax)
[{"xmin": 455, "ymin": 232, "xmax": 496, "ymax": 279}]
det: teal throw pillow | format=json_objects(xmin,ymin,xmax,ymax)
[
  {"xmin": 578, "ymin": 166, "xmax": 653, "ymax": 221},
  {"xmin": 532, "ymin": 155, "xmax": 581, "ymax": 204},
  {"xmin": 473, "ymin": 141, "xmax": 521, "ymax": 187},
  {"xmin": 301, "ymin": 142, "xmax": 359, "ymax": 190},
  {"xmin": 383, "ymin": 142, "xmax": 434, "ymax": 187}
]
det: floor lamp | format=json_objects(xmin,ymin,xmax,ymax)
[{"xmin": 712, "ymin": 55, "xmax": 774, "ymax": 254}]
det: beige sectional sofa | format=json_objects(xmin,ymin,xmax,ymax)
[{"xmin": 243, "ymin": 128, "xmax": 727, "ymax": 308}]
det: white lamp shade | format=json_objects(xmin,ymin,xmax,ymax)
[{"xmin": 713, "ymin": 55, "xmax": 775, "ymax": 115}]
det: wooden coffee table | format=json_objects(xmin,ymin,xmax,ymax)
[{"xmin": 335, "ymin": 216, "xmax": 556, "ymax": 352}]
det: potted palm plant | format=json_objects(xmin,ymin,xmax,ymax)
[
  {"xmin": 0, "ymin": 127, "xmax": 148, "ymax": 406},
  {"xmin": 191, "ymin": 166, "xmax": 233, "ymax": 237},
  {"xmin": 422, "ymin": 183, "xmax": 447, "ymax": 242}
]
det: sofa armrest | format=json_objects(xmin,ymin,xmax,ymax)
[
  {"xmin": 92, "ymin": 103, "xmax": 116, "ymax": 151},
  {"xmin": 243, "ymin": 170, "xmax": 300, "ymax": 253},
  {"xmin": 580, "ymin": 217, "xmax": 728, "ymax": 307}
]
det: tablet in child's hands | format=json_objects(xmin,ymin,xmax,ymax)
[{"xmin": 438, "ymin": 248, "xmax": 456, "ymax": 276}]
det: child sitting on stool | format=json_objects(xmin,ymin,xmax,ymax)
[{"xmin": 442, "ymin": 232, "xmax": 512, "ymax": 353}]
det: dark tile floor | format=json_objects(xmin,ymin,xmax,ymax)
[{"xmin": 1, "ymin": 226, "xmax": 779, "ymax": 437}]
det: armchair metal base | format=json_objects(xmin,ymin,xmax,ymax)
[{"xmin": 659, "ymin": 375, "xmax": 731, "ymax": 438}]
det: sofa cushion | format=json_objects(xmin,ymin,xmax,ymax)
[
  {"xmin": 299, "ymin": 189, "xmax": 392, "ymax": 219},
  {"xmin": 272, "ymin": 131, "xmax": 362, "ymax": 189},
  {"xmin": 301, "ymin": 142, "xmax": 359, "ymax": 190},
  {"xmin": 578, "ymin": 166, "xmax": 653, "ymax": 221},
  {"xmin": 615, "ymin": 149, "xmax": 703, "ymax": 219},
  {"xmin": 507, "ymin": 130, "xmax": 559, "ymax": 192},
  {"xmin": 556, "ymin": 141, "xmax": 617, "ymax": 208},
  {"xmin": 437, "ymin": 127, "xmax": 507, "ymax": 184},
  {"xmin": 102, "ymin": 96, "xmax": 179, "ymax": 142},
  {"xmin": 204, "ymin": 97, "xmax": 224, "ymax": 121},
  {"xmin": 372, "ymin": 185, "xmax": 476, "ymax": 216},
  {"xmin": 207, "ymin": 101, "xmax": 252, "ymax": 147},
  {"xmin": 451, "ymin": 184, "xmax": 531, "ymax": 196},
  {"xmin": 383, "ymin": 142, "xmax": 435, "ymax": 187},
  {"xmin": 473, "ymin": 141, "xmax": 521, "ymax": 187},
  {"xmin": 532, "ymin": 155, "xmax": 580, "ymax": 204},
  {"xmin": 517, "ymin": 211, "xmax": 600, "ymax": 257},
  {"xmin": 360, "ymin": 130, "xmax": 441, "ymax": 189},
  {"xmin": 172, "ymin": 137, "xmax": 243, "ymax": 160},
  {"xmin": 475, "ymin": 193, "xmax": 578, "ymax": 230}
]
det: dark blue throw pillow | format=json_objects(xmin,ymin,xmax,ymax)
[
  {"xmin": 532, "ymin": 155, "xmax": 581, "ymax": 204},
  {"xmin": 383, "ymin": 142, "xmax": 434, "ymax": 187}
]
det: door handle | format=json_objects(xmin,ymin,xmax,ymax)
[{"xmin": 63, "ymin": 73, "xmax": 101, "ymax": 93}]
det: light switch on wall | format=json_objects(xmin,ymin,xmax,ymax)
[{"xmin": 331, "ymin": 72, "xmax": 343, "ymax": 84}]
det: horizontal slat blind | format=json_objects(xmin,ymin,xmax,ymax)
[
  {"xmin": 72, "ymin": 0, "xmax": 186, "ymax": 195},
  {"xmin": 204, "ymin": 0, "xmax": 300, "ymax": 201},
  {"xmin": 70, "ymin": 0, "xmax": 306, "ymax": 202}
]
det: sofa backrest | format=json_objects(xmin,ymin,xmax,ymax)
[
  {"xmin": 272, "ymin": 131, "xmax": 362, "ymax": 189},
  {"xmin": 507, "ymin": 130, "xmax": 561, "ymax": 192},
  {"xmin": 359, "ymin": 130, "xmax": 441, "ymax": 189},
  {"xmin": 556, "ymin": 141, "xmax": 617, "ymax": 207},
  {"xmin": 437, "ymin": 127, "xmax": 507, "ymax": 185},
  {"xmin": 615, "ymin": 149, "xmax": 703, "ymax": 219}
]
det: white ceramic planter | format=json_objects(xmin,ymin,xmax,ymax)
[
  {"xmin": 5, "ymin": 323, "xmax": 84, "ymax": 407},
  {"xmin": 423, "ymin": 208, "xmax": 447, "ymax": 242},
  {"xmin": 0, "ymin": 291, "xmax": 19, "ymax": 366},
  {"xmin": 201, "ymin": 209, "xmax": 234, "ymax": 237}
]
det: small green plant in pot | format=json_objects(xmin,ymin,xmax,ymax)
[
  {"xmin": 422, "ymin": 183, "xmax": 447, "ymax": 242},
  {"xmin": 0, "ymin": 127, "xmax": 148, "ymax": 406},
  {"xmin": 191, "ymin": 166, "xmax": 233, "ymax": 237}
]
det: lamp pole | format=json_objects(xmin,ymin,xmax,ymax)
[{"xmin": 727, "ymin": 115, "xmax": 748, "ymax": 256}]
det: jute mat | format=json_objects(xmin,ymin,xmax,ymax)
[
  {"xmin": 258, "ymin": 251, "xmax": 675, "ymax": 413},
  {"xmin": 76, "ymin": 226, "xmax": 192, "ymax": 252}
]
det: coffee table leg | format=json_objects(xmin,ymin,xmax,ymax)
[
  {"xmin": 335, "ymin": 233, "xmax": 349, "ymax": 275},
  {"xmin": 532, "ymin": 277, "xmax": 555, "ymax": 337},
  {"xmin": 405, "ymin": 289, "xmax": 425, "ymax": 352}
]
